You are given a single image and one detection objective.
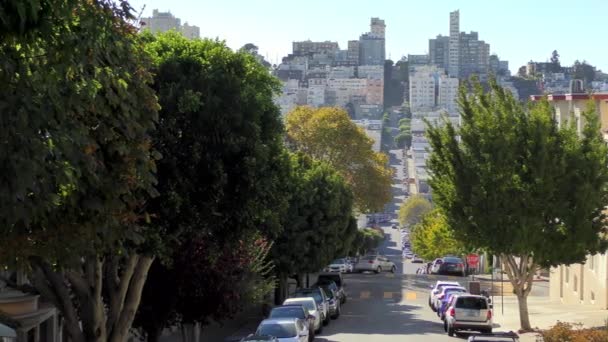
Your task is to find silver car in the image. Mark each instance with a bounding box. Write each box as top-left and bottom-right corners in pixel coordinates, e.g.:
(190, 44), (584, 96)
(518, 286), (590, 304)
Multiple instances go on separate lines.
(283, 298), (322, 334)
(255, 318), (309, 342)
(354, 255), (396, 273)
(444, 294), (493, 336)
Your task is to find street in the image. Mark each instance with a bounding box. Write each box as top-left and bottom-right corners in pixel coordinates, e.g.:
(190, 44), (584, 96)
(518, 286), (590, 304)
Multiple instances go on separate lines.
(318, 225), (501, 342)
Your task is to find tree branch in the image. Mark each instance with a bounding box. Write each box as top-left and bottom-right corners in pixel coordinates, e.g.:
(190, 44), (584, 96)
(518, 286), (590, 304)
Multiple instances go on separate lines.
(109, 255), (154, 342)
(106, 254), (139, 334)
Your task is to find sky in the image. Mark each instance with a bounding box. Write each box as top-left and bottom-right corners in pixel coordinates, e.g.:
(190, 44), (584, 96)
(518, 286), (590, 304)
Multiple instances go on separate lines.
(128, 0), (608, 73)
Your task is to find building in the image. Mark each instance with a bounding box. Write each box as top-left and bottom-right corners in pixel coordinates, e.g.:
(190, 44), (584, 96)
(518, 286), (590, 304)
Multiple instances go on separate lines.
(458, 31), (490, 80)
(429, 35), (450, 70)
(530, 92), (608, 309)
(140, 10), (200, 39)
(370, 17), (386, 38)
(409, 65), (458, 114)
(347, 40), (360, 64)
(181, 22), (200, 39)
(141, 9), (180, 34)
(359, 33), (385, 66)
(438, 76), (459, 114)
(358, 65), (384, 79)
(293, 40), (339, 56)
(448, 10), (460, 78)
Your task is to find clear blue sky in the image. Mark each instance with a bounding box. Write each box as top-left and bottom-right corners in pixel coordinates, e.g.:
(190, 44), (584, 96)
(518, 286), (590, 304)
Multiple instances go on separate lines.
(129, 0), (607, 73)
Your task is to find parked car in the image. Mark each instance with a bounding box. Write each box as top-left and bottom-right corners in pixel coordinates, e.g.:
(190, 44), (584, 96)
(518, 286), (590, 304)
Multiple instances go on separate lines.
(240, 335), (279, 342)
(324, 258), (352, 273)
(391, 223), (398, 229)
(430, 258), (444, 274)
(317, 273), (346, 304)
(444, 295), (493, 336)
(283, 298), (322, 334)
(428, 281), (461, 311)
(466, 331), (519, 341)
(354, 255), (396, 273)
(432, 286), (468, 312)
(255, 318), (309, 342)
(291, 288), (330, 326)
(437, 257), (467, 276)
(268, 305), (316, 341)
(412, 256), (424, 263)
(314, 284), (340, 319)
(404, 252), (414, 259)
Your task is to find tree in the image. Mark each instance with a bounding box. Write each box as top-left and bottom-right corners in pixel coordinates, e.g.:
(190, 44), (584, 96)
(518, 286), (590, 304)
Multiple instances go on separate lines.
(398, 195), (433, 227)
(426, 79), (608, 331)
(352, 228), (384, 256)
(0, 1), (161, 341)
(550, 50), (560, 64)
(517, 65), (527, 78)
(133, 32), (289, 340)
(410, 210), (464, 260)
(286, 106), (393, 212)
(272, 153), (355, 303)
(240, 42), (271, 68)
(572, 60), (596, 84)
(395, 131), (412, 149)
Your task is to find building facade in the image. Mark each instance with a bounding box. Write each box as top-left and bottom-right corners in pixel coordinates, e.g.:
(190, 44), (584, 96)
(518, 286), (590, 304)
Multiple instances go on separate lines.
(140, 10), (200, 39)
(429, 35), (450, 70)
(448, 10), (460, 78)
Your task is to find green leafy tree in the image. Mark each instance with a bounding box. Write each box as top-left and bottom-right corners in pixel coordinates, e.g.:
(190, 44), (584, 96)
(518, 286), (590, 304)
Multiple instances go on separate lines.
(272, 153), (355, 303)
(410, 210), (464, 260)
(426, 79), (608, 331)
(572, 60), (596, 84)
(398, 195), (433, 227)
(132, 32), (289, 339)
(286, 106), (392, 212)
(0, 1), (160, 341)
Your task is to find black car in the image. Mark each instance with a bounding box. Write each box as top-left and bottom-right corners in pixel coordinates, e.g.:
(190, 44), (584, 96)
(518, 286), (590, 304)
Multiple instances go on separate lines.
(437, 257), (466, 276)
(317, 273), (346, 303)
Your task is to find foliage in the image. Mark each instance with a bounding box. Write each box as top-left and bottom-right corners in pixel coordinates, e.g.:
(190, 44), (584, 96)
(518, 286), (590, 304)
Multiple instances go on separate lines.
(398, 195), (433, 227)
(410, 210), (464, 260)
(286, 106), (392, 212)
(0, 1), (162, 341)
(395, 118), (412, 148)
(272, 153), (355, 277)
(133, 32), (289, 340)
(572, 60), (596, 84)
(352, 228), (384, 255)
(426, 78), (608, 330)
(541, 321), (608, 342)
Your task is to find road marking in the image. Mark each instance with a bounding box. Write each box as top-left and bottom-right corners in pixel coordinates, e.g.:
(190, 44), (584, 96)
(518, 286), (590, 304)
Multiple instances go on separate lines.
(402, 290), (417, 301)
(360, 291), (370, 299)
(386, 273), (395, 278)
(383, 291), (393, 299)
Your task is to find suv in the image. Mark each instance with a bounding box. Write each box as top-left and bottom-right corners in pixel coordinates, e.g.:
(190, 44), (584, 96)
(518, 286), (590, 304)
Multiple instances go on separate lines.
(354, 255), (396, 273)
(444, 294), (493, 336)
(437, 257), (466, 276)
(317, 273), (346, 304)
(428, 281), (461, 311)
(291, 288), (330, 326)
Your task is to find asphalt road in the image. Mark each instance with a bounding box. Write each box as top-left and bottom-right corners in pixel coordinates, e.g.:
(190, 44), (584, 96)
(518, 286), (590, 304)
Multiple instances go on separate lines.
(317, 225), (472, 342)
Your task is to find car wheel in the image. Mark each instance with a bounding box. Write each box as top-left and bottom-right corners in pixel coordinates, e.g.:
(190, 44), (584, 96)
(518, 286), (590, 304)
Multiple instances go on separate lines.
(391, 265), (396, 273)
(323, 313), (330, 326)
(482, 328), (492, 334)
(375, 267), (382, 274)
(333, 304), (341, 319)
(447, 324), (455, 337)
(316, 323), (323, 334)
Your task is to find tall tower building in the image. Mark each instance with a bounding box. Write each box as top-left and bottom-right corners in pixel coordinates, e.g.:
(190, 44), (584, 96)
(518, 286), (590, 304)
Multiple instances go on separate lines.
(448, 10), (460, 78)
(370, 17), (386, 38)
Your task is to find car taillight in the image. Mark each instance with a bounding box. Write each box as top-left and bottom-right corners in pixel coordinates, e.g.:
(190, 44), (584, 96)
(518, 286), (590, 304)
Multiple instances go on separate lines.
(457, 263), (464, 268)
(368, 260), (374, 263)
(449, 308), (455, 317)
(487, 310), (492, 320)
(438, 294), (444, 299)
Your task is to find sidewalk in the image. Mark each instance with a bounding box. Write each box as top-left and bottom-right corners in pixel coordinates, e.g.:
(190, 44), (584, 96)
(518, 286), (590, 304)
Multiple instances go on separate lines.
(491, 295), (608, 341)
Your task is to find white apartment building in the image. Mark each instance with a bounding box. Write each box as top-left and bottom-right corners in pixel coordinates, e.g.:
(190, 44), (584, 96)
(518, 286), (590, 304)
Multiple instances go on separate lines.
(327, 78), (367, 107)
(328, 66), (355, 79)
(141, 9), (200, 39)
(366, 79), (384, 105)
(410, 67), (438, 111)
(307, 85), (326, 107)
(438, 76), (459, 114)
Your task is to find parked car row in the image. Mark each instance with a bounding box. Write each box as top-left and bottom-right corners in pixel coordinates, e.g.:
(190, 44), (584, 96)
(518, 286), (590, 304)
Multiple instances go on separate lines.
(428, 280), (496, 338)
(242, 273), (347, 341)
(323, 257), (355, 273)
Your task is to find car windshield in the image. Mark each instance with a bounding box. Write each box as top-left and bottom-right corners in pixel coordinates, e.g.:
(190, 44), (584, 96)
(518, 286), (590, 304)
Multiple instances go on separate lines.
(257, 323), (297, 338)
(294, 291), (322, 304)
(361, 256), (377, 261)
(457, 297), (488, 310)
(270, 307), (305, 319)
(444, 257), (463, 263)
(332, 259), (345, 264)
(286, 300), (315, 311)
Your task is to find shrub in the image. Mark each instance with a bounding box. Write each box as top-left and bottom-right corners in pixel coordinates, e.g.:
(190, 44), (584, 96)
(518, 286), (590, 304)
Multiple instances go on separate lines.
(540, 321), (608, 342)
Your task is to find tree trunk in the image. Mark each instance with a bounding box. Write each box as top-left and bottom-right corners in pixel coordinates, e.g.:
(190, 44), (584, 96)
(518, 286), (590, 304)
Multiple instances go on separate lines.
(500, 253), (536, 332)
(516, 291), (532, 331)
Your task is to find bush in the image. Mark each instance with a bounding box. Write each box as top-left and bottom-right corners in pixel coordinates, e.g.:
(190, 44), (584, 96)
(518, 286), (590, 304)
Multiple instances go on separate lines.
(541, 321), (608, 342)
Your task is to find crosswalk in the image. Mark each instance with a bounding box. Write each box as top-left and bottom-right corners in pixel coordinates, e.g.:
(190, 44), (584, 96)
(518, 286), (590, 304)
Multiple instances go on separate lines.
(355, 289), (419, 301)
